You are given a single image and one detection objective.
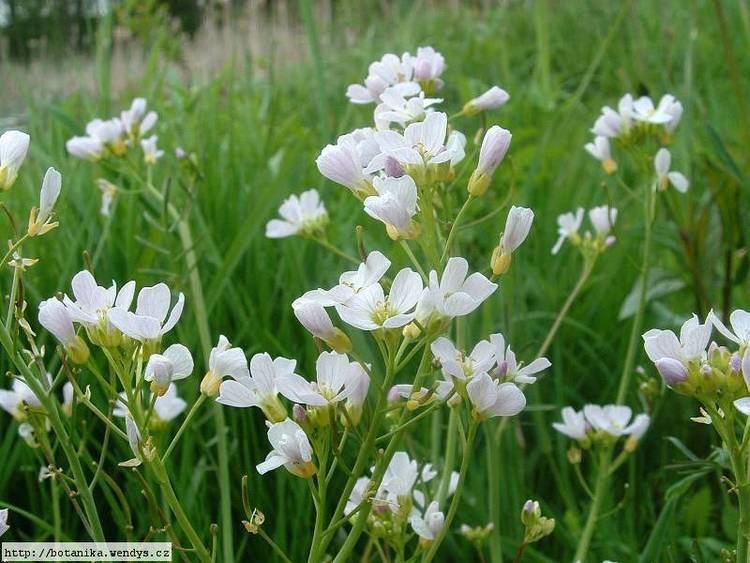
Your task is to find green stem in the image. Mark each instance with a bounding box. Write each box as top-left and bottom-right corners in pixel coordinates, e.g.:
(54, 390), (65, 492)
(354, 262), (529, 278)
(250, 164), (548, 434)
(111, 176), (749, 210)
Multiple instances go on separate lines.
(572, 448), (612, 563)
(423, 421), (479, 563)
(615, 187), (656, 404)
(162, 394), (207, 462)
(149, 182), (233, 562)
(313, 237), (360, 264)
(724, 410), (750, 562)
(441, 195), (475, 264)
(437, 410), (459, 505)
(0, 325), (105, 541)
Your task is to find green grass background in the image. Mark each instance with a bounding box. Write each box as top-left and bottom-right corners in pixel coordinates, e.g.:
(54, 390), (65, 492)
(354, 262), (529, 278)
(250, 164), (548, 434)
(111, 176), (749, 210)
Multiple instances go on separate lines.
(1, 0), (749, 561)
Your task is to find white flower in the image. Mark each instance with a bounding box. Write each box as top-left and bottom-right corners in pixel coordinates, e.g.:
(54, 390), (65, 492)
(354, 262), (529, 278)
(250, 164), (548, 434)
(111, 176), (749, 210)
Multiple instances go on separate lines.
(410, 501), (444, 542)
(0, 130), (30, 190)
(501, 206), (534, 254)
(588, 205), (617, 237)
(417, 257), (497, 323)
(584, 136), (617, 174)
(66, 136), (104, 161)
(153, 384), (188, 423)
(654, 148), (688, 193)
(490, 333), (551, 384)
(144, 343), (194, 395)
(108, 284), (185, 343)
(552, 406), (588, 440)
(200, 334), (249, 396)
(141, 135), (164, 165)
(591, 105), (626, 138)
(62, 270), (135, 348)
(292, 300), (352, 353)
(658, 95), (683, 133)
(379, 451), (419, 503)
(346, 53), (417, 104)
(363, 175), (419, 239)
(316, 129), (379, 196)
(121, 98), (158, 138)
(344, 363), (370, 425)
(337, 267), (423, 331)
(38, 298), (77, 348)
(625, 413), (651, 441)
(466, 373), (526, 420)
(408, 46), (445, 88)
(217, 352), (293, 422)
(62, 382), (74, 417)
(0, 377), (43, 421)
(125, 415), (142, 464)
(266, 189), (328, 239)
(551, 208), (584, 255)
(256, 419), (315, 478)
(345, 477), (371, 515)
(277, 351), (362, 407)
(0, 507), (9, 538)
(630, 95), (674, 125)
(97, 179), (117, 216)
(431, 337), (494, 381)
(86, 118), (125, 145)
(468, 126), (512, 196)
(463, 86), (510, 116)
(643, 315), (712, 386)
(306, 250), (391, 306)
(27, 167), (62, 237)
(583, 404), (646, 437)
(374, 85), (442, 130)
(367, 112), (463, 176)
(708, 309), (750, 349)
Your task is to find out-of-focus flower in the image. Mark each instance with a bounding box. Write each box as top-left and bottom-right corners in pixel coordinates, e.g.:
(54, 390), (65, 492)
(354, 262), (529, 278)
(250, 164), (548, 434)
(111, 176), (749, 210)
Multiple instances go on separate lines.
(256, 419), (316, 478)
(463, 86), (510, 116)
(417, 257), (497, 324)
(217, 352), (293, 422)
(654, 148), (688, 193)
(584, 136), (617, 174)
(346, 53), (417, 104)
(141, 135), (164, 165)
(97, 179), (117, 217)
(588, 205), (617, 240)
(552, 407), (588, 440)
(27, 167), (62, 237)
(407, 46), (446, 93)
(468, 126), (512, 196)
(38, 298), (90, 364)
(551, 208), (584, 255)
(66, 136), (104, 161)
(266, 189), (328, 239)
(0, 130), (30, 190)
(410, 501), (444, 544)
(337, 268), (423, 331)
(120, 98), (158, 139)
(0, 377), (44, 421)
(363, 175), (419, 239)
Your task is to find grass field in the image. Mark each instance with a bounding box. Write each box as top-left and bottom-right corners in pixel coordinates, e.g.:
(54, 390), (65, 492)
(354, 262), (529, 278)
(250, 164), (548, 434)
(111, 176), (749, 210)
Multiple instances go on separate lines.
(2, 1), (750, 561)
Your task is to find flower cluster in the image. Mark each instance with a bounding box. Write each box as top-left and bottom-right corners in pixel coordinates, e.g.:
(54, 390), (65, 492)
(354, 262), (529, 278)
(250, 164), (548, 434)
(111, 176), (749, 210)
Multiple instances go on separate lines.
(551, 205), (617, 256)
(553, 404), (650, 451)
(585, 93), (686, 183)
(66, 98), (161, 165)
(643, 310), (750, 415)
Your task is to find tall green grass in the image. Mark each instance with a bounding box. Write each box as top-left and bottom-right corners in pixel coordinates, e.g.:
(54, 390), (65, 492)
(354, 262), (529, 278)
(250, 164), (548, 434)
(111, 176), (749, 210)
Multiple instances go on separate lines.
(1, 1), (749, 561)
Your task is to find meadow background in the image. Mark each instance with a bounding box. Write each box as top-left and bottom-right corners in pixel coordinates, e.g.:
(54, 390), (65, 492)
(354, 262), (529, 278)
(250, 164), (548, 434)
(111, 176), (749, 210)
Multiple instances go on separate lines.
(1, 0), (749, 561)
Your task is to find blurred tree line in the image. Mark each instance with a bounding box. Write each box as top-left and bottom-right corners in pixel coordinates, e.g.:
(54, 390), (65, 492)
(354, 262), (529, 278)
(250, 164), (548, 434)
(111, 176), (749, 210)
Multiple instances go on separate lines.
(0, 0), (236, 63)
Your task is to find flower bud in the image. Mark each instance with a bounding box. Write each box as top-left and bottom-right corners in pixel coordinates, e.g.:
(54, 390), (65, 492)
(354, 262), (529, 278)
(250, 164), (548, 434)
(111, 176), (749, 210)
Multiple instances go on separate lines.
(655, 358), (688, 387)
(468, 126), (512, 197)
(67, 336), (90, 365)
(490, 247), (511, 276)
(200, 370), (222, 397)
